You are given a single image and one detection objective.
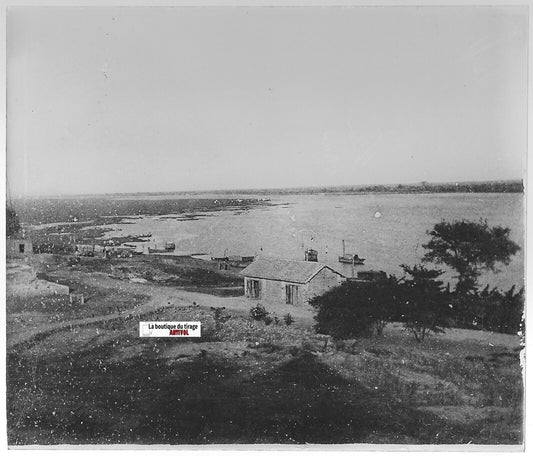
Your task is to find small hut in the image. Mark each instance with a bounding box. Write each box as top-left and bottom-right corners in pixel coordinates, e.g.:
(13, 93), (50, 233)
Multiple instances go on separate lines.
(241, 257), (345, 306)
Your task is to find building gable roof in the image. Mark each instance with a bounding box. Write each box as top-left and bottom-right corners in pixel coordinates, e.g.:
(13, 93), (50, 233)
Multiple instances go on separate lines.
(240, 257), (344, 284)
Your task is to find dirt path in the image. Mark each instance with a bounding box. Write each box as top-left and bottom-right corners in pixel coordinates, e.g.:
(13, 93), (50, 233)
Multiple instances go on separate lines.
(49, 269), (316, 319)
(7, 272), (314, 350)
(7, 284), (241, 350)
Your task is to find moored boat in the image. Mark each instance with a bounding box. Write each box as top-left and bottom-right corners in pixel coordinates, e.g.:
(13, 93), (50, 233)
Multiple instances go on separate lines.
(338, 240), (365, 265)
(338, 253), (365, 265)
(304, 248), (318, 262)
(211, 254), (255, 268)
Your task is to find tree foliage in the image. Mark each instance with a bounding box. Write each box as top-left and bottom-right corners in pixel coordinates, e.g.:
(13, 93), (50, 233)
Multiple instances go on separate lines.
(309, 277), (400, 340)
(397, 265), (452, 342)
(451, 285), (524, 334)
(422, 219), (520, 294)
(6, 206), (21, 237)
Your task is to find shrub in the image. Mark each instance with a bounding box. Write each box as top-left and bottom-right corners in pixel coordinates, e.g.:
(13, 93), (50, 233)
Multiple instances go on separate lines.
(211, 307), (231, 331)
(283, 313), (295, 326)
(249, 303), (269, 321)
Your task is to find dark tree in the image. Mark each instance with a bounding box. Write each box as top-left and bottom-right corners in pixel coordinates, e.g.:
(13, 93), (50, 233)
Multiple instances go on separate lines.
(309, 277), (400, 340)
(422, 219), (520, 294)
(6, 206), (21, 237)
(451, 285), (524, 334)
(398, 264), (452, 342)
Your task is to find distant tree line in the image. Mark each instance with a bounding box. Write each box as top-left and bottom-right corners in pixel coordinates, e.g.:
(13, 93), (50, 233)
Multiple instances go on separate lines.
(313, 180), (523, 195)
(209, 180), (523, 196)
(310, 219), (523, 341)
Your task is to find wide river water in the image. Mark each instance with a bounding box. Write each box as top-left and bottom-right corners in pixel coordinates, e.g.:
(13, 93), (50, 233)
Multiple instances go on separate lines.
(98, 193), (524, 290)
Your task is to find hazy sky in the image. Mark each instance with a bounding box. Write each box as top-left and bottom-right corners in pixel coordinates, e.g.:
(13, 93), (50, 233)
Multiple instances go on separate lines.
(7, 6), (528, 196)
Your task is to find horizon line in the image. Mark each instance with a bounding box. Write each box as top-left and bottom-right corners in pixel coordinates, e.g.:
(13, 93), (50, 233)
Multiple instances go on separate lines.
(10, 178), (524, 200)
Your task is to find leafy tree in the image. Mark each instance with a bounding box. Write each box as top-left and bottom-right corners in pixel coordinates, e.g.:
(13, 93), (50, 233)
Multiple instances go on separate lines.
(451, 285), (524, 334)
(369, 276), (402, 336)
(309, 277), (399, 340)
(6, 206), (21, 237)
(398, 265), (452, 342)
(481, 285), (524, 334)
(422, 219), (520, 294)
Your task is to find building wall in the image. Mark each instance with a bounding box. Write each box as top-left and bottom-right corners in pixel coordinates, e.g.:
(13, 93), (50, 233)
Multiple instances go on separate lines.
(7, 261), (70, 298)
(303, 267), (345, 302)
(6, 238), (33, 258)
(245, 277), (268, 300)
(244, 267), (344, 307)
(264, 278), (307, 306)
(244, 276), (307, 306)
(261, 278), (281, 305)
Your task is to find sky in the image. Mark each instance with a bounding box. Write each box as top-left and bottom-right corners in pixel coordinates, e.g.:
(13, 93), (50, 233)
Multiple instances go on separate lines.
(6, 5), (528, 197)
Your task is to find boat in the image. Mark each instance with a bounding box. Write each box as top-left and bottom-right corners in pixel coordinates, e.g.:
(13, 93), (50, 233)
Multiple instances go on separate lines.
(148, 241), (176, 254)
(305, 248), (318, 262)
(338, 240), (365, 265)
(210, 254), (255, 268)
(339, 253), (365, 265)
(148, 247), (170, 254)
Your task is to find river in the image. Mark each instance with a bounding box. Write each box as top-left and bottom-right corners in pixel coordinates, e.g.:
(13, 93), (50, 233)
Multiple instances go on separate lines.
(97, 192), (524, 290)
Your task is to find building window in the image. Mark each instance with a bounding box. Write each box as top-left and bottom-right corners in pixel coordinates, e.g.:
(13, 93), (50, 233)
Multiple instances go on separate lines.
(19, 244), (25, 253)
(247, 279), (261, 299)
(285, 284), (299, 305)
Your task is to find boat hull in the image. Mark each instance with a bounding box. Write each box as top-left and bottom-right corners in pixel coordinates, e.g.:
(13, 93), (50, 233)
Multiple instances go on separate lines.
(338, 256), (365, 265)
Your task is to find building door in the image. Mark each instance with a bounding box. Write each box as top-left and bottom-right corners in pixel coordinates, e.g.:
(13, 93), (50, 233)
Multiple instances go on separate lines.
(19, 244), (25, 253)
(285, 284), (299, 305)
(247, 279), (261, 299)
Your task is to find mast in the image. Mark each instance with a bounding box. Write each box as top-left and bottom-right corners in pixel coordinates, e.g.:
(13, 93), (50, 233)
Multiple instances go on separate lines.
(342, 239), (345, 257)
